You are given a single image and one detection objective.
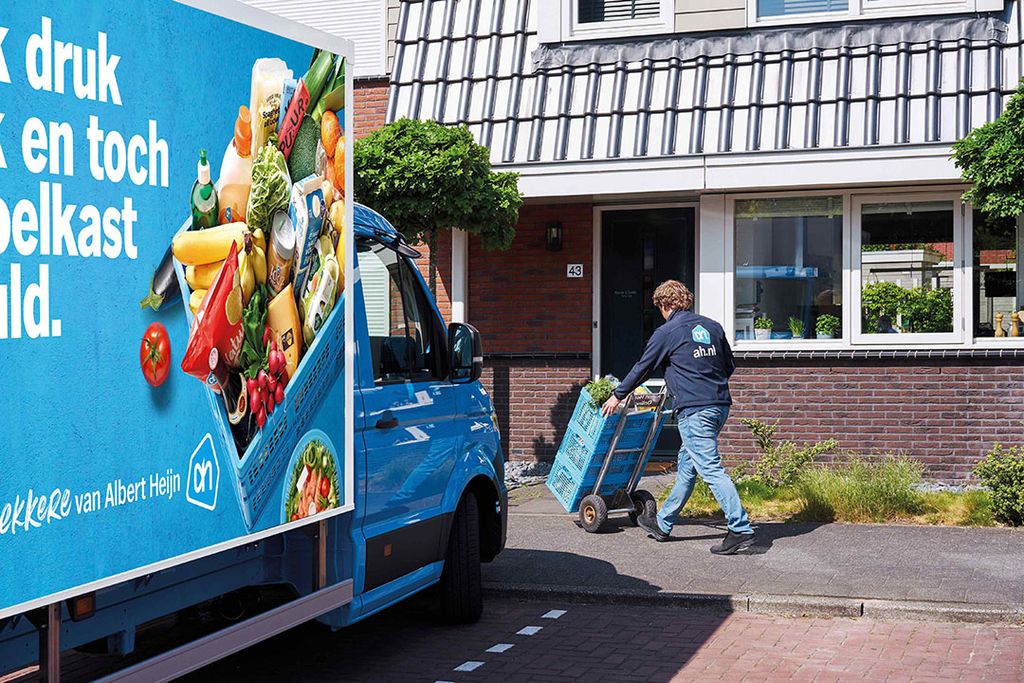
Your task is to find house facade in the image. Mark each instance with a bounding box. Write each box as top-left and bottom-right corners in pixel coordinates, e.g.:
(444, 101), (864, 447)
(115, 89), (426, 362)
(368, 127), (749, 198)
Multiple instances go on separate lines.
(258, 0), (1024, 482)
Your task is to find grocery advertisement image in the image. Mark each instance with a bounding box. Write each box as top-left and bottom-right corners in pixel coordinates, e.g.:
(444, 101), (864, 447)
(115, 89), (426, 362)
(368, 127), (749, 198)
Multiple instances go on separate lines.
(0, 0), (354, 620)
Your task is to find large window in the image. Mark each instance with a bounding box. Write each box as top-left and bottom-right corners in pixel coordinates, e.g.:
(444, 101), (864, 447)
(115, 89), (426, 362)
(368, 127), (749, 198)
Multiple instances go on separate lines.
(734, 197), (843, 342)
(974, 212), (1024, 339)
(728, 189), (1022, 349)
(856, 200), (958, 340)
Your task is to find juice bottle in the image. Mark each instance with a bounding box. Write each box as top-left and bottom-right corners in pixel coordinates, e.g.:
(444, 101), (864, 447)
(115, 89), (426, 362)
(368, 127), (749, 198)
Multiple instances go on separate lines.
(218, 106), (253, 224)
(191, 149), (219, 230)
(249, 58), (292, 154)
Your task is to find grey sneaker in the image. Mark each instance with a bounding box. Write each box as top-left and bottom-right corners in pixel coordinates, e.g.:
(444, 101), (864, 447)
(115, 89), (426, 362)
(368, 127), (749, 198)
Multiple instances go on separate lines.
(637, 514), (670, 542)
(710, 531), (756, 555)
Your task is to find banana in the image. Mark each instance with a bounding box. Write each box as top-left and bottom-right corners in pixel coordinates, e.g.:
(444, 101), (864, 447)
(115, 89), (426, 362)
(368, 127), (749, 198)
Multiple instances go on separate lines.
(253, 245), (267, 285)
(189, 289), (207, 314)
(185, 260), (224, 291)
(251, 228), (267, 254)
(172, 222), (249, 265)
(238, 233), (256, 304)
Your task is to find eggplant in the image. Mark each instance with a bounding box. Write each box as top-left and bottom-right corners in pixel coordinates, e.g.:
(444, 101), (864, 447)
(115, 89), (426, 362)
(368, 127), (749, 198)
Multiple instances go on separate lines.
(140, 244), (181, 311)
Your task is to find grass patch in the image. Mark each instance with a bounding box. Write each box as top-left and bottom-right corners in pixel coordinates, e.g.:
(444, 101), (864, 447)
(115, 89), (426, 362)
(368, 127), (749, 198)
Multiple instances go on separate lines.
(795, 458), (926, 523)
(656, 458), (997, 527)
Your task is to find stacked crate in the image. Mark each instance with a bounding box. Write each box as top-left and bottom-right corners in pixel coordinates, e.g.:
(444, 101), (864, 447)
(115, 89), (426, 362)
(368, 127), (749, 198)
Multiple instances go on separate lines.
(546, 387), (660, 513)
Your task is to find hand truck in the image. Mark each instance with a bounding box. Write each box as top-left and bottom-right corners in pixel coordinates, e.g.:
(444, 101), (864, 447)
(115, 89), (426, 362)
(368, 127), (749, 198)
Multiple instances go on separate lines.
(576, 387), (670, 533)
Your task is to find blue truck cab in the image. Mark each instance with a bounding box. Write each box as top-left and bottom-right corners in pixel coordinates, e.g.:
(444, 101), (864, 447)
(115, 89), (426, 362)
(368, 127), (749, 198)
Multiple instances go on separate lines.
(0, 204), (506, 672)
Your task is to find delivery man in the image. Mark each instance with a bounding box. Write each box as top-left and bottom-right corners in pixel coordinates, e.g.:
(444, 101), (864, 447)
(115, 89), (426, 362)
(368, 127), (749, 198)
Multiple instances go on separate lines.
(601, 280), (756, 555)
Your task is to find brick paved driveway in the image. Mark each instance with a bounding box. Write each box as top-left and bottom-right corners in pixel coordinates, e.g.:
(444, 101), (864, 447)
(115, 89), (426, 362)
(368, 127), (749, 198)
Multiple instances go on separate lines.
(6, 594), (1023, 682)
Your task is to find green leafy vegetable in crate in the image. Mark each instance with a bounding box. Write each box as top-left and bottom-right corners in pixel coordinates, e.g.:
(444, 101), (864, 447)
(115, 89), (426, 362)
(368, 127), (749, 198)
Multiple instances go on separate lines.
(584, 377), (618, 409)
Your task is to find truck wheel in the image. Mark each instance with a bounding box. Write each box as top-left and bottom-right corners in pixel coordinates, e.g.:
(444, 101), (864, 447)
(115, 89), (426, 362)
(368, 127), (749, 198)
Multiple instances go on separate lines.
(578, 494), (607, 533)
(627, 490), (658, 526)
(440, 494), (483, 624)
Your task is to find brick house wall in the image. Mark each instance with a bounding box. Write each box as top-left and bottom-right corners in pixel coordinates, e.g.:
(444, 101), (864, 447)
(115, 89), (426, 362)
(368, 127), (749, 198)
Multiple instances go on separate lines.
(467, 203), (594, 461)
(352, 78), (389, 139)
(722, 360), (1024, 482)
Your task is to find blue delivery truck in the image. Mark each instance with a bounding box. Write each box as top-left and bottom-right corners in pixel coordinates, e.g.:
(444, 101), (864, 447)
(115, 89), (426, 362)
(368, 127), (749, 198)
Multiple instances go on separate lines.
(0, 1), (505, 678)
(0, 202), (506, 678)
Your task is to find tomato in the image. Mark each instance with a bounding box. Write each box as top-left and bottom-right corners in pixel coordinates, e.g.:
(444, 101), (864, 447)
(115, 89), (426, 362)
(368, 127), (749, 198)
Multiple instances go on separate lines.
(140, 322), (171, 387)
(319, 475), (330, 499)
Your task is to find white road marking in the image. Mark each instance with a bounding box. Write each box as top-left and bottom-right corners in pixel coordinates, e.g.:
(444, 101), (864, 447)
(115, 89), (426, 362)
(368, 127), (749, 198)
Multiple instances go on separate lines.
(454, 661), (484, 672)
(517, 626), (543, 636)
(541, 609), (567, 619)
(486, 643), (515, 653)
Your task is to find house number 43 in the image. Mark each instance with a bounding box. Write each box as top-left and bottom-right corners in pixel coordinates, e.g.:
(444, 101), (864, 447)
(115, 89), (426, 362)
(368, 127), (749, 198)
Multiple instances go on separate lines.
(566, 264), (583, 278)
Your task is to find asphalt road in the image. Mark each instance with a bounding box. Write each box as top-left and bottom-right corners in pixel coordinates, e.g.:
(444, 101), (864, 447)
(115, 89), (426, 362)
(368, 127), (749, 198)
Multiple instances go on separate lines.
(7, 591), (1024, 682)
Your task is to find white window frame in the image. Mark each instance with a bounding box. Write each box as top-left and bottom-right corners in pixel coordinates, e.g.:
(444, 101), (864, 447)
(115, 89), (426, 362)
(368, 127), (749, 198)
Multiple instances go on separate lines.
(851, 192), (966, 346)
(539, 0), (674, 44)
(748, 0), (1004, 28)
(726, 189), (849, 350)
(726, 185), (1022, 351)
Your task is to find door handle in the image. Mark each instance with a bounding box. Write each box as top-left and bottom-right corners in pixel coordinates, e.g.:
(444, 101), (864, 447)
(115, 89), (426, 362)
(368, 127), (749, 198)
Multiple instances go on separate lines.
(375, 416), (399, 430)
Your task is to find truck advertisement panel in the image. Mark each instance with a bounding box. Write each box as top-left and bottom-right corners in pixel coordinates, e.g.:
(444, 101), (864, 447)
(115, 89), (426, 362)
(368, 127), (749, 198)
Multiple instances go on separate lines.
(0, 0), (354, 620)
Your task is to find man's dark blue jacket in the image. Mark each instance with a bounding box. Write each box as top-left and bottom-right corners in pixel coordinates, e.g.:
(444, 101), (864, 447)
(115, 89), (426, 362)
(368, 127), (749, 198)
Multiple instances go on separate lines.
(613, 309), (734, 410)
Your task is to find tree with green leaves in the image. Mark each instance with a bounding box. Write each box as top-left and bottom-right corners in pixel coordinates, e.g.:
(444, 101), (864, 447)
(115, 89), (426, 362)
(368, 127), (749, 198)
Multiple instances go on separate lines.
(354, 118), (523, 295)
(953, 79), (1024, 219)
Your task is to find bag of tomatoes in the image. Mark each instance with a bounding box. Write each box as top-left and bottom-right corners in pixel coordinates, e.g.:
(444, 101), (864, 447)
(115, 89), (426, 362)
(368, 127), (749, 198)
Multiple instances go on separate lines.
(140, 322), (171, 387)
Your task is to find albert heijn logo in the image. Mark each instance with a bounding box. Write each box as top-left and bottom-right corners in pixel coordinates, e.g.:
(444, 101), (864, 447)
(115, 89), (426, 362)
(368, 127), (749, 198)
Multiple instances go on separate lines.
(691, 324), (711, 345)
(185, 434), (220, 512)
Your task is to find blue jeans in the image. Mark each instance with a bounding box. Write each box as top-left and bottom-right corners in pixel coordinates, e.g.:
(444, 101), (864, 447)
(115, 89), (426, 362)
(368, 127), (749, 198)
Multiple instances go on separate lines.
(656, 405), (754, 535)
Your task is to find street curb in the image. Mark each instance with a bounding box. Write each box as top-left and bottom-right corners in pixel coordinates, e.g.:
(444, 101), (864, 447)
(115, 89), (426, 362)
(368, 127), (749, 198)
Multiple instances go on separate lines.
(483, 583), (1024, 624)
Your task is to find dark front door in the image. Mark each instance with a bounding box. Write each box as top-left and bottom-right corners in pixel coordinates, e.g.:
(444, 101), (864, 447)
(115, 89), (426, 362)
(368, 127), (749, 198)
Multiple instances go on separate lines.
(601, 207), (696, 458)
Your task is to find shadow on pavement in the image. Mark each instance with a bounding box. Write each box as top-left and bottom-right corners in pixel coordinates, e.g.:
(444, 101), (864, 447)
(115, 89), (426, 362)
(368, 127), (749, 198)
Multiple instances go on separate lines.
(652, 519), (823, 554)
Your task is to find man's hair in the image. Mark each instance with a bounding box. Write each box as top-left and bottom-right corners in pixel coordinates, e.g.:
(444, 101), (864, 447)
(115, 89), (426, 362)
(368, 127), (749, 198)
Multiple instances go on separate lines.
(653, 280), (693, 311)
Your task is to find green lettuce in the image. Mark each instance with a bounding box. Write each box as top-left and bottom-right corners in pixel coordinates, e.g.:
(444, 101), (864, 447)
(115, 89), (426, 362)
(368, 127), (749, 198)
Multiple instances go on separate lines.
(246, 140), (291, 234)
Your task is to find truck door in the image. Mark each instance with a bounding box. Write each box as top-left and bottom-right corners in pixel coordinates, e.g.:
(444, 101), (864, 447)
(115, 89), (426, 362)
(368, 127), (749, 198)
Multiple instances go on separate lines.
(356, 238), (460, 590)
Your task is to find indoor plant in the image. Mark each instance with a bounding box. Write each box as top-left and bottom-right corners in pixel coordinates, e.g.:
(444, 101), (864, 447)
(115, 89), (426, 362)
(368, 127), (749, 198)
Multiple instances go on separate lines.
(788, 316), (805, 340)
(816, 314), (840, 340)
(754, 315), (773, 341)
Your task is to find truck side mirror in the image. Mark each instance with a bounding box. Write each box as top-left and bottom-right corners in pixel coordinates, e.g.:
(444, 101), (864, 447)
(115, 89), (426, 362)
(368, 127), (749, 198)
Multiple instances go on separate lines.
(449, 322), (483, 384)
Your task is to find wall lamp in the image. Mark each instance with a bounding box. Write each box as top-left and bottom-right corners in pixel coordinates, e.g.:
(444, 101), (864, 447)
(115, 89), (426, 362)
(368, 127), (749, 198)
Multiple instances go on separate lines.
(546, 221), (563, 251)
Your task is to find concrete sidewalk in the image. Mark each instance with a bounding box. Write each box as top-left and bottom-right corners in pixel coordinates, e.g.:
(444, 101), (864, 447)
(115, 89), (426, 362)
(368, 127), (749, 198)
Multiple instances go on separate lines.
(486, 476), (1024, 623)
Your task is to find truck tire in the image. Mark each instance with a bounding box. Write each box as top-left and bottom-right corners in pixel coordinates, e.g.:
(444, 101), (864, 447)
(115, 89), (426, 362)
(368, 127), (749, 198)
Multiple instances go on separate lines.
(440, 494), (483, 624)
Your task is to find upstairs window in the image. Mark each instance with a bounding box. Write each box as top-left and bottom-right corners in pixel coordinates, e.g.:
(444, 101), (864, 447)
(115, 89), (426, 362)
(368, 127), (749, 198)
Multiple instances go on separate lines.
(752, 0), (1003, 25)
(578, 0), (662, 24)
(539, 0), (673, 42)
(758, 0), (848, 18)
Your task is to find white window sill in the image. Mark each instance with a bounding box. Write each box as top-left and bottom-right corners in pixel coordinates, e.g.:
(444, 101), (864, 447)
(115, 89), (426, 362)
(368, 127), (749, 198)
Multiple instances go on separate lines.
(734, 340), (1024, 352)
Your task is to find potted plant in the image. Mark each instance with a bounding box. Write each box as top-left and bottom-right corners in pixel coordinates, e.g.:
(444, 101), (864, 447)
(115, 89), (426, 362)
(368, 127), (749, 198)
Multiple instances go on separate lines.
(816, 314), (840, 340)
(754, 315), (773, 341)
(788, 316), (805, 340)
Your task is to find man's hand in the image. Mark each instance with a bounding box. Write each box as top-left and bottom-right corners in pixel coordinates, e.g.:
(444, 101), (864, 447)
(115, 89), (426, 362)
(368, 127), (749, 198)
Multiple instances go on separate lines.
(601, 395), (621, 418)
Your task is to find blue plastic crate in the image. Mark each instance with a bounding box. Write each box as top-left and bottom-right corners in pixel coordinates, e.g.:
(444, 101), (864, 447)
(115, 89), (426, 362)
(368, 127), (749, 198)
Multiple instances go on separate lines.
(545, 387), (663, 513)
(173, 221), (346, 530)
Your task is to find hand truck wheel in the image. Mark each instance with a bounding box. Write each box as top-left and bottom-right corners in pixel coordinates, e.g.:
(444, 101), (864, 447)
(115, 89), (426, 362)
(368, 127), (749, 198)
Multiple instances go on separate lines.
(578, 494), (608, 533)
(627, 489), (658, 526)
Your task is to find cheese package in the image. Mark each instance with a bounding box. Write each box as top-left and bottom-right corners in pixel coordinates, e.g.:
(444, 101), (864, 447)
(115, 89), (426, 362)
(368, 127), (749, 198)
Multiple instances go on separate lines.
(268, 284), (303, 380)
